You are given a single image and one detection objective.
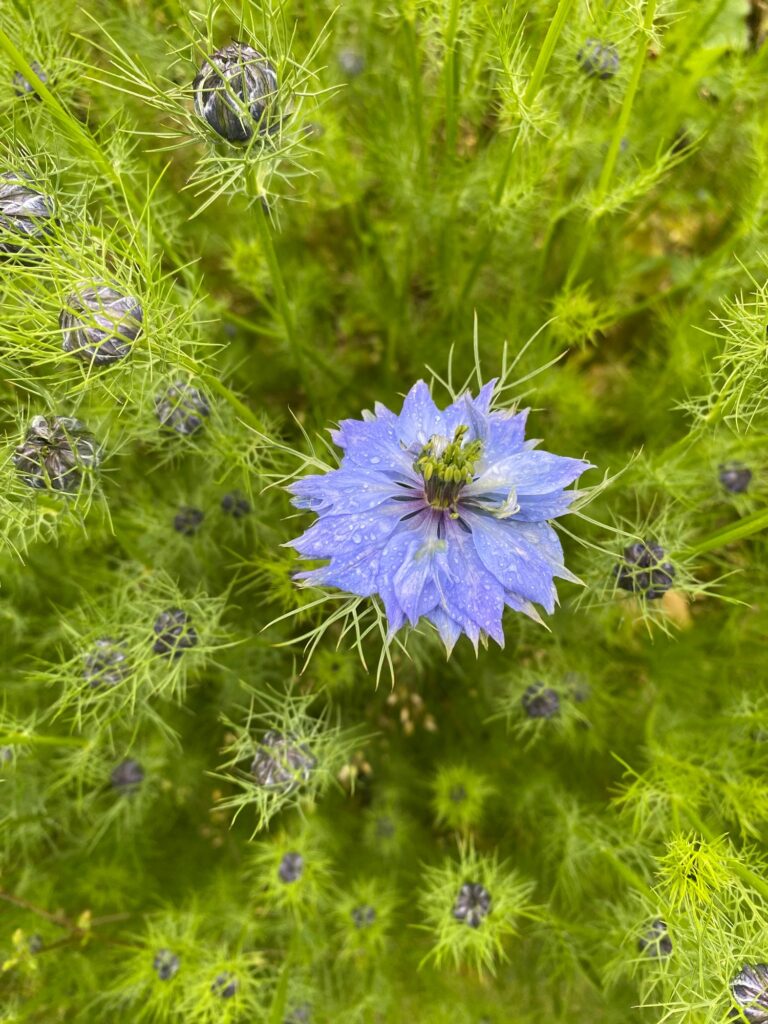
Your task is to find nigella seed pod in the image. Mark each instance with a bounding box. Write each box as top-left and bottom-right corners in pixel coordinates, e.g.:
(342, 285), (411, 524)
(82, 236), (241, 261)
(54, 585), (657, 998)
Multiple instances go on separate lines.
(278, 851), (304, 883)
(614, 541), (676, 600)
(27, 934), (43, 954)
(193, 41), (280, 143)
(13, 416), (100, 493)
(0, 173), (54, 254)
(83, 637), (129, 689)
(13, 61), (47, 98)
(60, 283), (143, 366)
(221, 491), (251, 518)
(449, 784), (467, 803)
(731, 964), (768, 1023)
(637, 919), (672, 959)
(153, 949), (180, 981)
(152, 608), (198, 659)
(173, 507), (204, 536)
(452, 882), (491, 928)
(522, 682), (560, 719)
(211, 972), (238, 999)
(155, 382), (210, 437)
(251, 730), (317, 791)
(351, 905), (376, 929)
(577, 39), (620, 79)
(111, 758), (144, 791)
(719, 462), (752, 494)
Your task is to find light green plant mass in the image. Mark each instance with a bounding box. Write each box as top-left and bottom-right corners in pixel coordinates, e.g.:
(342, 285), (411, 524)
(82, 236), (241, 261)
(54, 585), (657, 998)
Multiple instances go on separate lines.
(2, 0), (768, 1020)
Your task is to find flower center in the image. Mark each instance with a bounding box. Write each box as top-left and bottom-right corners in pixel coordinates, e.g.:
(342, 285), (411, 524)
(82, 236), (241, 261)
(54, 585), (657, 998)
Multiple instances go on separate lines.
(414, 425), (482, 512)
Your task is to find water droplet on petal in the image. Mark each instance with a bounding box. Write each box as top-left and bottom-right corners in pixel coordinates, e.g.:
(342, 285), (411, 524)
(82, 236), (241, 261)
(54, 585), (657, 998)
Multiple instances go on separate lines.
(370, 456), (381, 464)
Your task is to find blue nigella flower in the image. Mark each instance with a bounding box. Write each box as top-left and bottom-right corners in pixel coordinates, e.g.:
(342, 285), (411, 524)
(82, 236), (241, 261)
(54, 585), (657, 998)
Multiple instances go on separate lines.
(288, 381), (591, 653)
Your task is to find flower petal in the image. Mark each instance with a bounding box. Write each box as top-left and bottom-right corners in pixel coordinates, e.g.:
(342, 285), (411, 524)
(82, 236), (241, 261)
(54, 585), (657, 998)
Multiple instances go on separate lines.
(466, 449), (590, 498)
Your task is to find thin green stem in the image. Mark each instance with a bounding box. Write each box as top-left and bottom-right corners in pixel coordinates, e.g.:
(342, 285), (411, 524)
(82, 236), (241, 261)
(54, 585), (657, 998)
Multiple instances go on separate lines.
(0, 732), (88, 747)
(253, 206), (308, 391)
(680, 507), (768, 559)
(564, 0), (660, 289)
(455, 0), (576, 308)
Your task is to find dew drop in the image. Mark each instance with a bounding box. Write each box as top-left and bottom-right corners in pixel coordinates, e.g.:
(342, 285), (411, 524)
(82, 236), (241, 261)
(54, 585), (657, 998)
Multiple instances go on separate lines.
(370, 456), (381, 464)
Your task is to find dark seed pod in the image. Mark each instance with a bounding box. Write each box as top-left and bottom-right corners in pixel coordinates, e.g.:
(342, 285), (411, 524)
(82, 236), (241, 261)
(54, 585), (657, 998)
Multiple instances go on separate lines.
(155, 382), (210, 437)
(0, 173), (54, 254)
(221, 491), (251, 518)
(614, 541), (675, 600)
(521, 682), (560, 719)
(251, 730), (317, 791)
(577, 38), (620, 79)
(83, 637), (129, 689)
(351, 905), (376, 929)
(375, 816), (395, 839)
(173, 507), (204, 536)
(153, 948), (180, 981)
(13, 415), (99, 493)
(338, 49), (365, 78)
(13, 61), (47, 97)
(152, 608), (198, 659)
(27, 934), (43, 953)
(449, 784), (467, 803)
(211, 972), (238, 999)
(60, 283), (142, 366)
(0, 746), (13, 763)
(719, 462), (752, 494)
(452, 882), (491, 928)
(193, 41), (280, 143)
(278, 851), (304, 883)
(637, 919), (672, 959)
(111, 758), (144, 791)
(731, 964), (768, 1023)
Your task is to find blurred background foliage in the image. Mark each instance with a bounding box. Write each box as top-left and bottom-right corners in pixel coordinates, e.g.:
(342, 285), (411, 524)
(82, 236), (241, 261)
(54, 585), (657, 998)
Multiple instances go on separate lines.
(2, 0), (768, 1021)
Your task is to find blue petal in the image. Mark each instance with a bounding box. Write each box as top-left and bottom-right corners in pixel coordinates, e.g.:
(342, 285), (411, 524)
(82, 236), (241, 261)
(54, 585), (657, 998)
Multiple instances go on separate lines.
(436, 520), (506, 645)
(515, 489), (580, 521)
(425, 607), (464, 655)
(463, 511), (562, 611)
(331, 417), (414, 475)
(397, 380), (444, 445)
(467, 450), (590, 498)
(477, 409), (529, 465)
(288, 503), (407, 558)
(289, 467), (409, 515)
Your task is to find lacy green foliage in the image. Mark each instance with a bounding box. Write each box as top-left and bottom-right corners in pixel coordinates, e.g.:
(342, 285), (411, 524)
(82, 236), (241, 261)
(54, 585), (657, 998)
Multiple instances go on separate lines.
(2, 0), (768, 1021)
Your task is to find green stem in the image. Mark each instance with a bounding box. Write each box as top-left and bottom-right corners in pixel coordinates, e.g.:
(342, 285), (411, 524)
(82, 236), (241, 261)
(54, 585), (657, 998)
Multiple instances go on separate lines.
(0, 732), (88, 748)
(564, 0), (659, 289)
(455, 0), (576, 307)
(680, 507), (768, 559)
(253, 206), (307, 390)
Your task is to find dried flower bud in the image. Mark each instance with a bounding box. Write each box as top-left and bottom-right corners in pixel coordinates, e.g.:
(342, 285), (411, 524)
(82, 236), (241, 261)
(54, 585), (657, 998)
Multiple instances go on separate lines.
(173, 507), (204, 536)
(60, 283), (142, 366)
(111, 758), (144, 791)
(193, 41), (280, 143)
(637, 919), (672, 959)
(452, 882), (491, 928)
(155, 382), (210, 437)
(84, 637), (129, 689)
(13, 61), (47, 98)
(0, 173), (54, 254)
(719, 462), (752, 494)
(152, 608), (198, 658)
(278, 851), (304, 883)
(251, 731), (317, 791)
(351, 905), (376, 928)
(221, 491), (251, 518)
(614, 541), (675, 600)
(577, 39), (620, 79)
(13, 415), (100, 493)
(211, 972), (238, 999)
(731, 964), (768, 1023)
(153, 949), (180, 981)
(521, 682), (560, 719)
